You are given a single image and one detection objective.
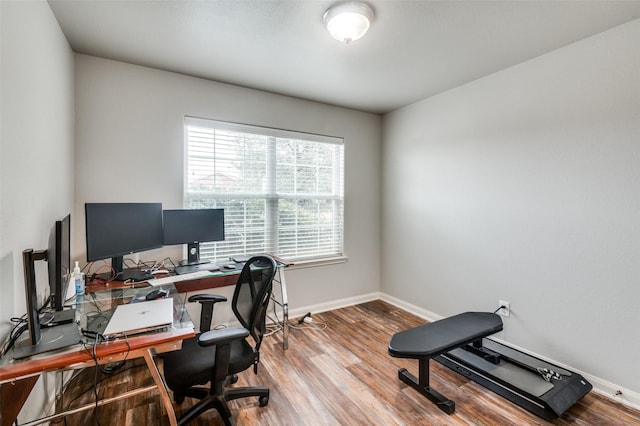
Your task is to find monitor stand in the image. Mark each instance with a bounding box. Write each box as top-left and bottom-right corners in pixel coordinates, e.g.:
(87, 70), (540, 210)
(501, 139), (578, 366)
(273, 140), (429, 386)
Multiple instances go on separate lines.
(12, 322), (82, 360)
(175, 242), (217, 274)
(178, 242), (212, 267)
(40, 309), (76, 327)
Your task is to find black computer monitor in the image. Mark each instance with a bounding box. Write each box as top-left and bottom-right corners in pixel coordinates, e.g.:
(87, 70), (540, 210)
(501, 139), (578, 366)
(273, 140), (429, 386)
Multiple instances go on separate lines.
(48, 214), (71, 311)
(85, 203), (163, 281)
(163, 209), (225, 266)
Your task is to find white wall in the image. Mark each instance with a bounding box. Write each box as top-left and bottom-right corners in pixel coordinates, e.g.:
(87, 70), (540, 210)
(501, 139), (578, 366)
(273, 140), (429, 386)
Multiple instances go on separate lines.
(382, 18), (640, 400)
(0, 0), (75, 421)
(74, 55), (382, 323)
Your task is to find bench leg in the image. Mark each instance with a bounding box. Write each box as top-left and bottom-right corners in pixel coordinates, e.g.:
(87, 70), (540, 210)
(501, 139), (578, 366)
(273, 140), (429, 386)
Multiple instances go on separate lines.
(398, 358), (455, 415)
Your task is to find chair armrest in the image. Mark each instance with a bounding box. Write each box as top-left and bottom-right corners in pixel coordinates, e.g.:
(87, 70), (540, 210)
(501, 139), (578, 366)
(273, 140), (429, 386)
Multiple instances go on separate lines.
(189, 294), (228, 332)
(198, 327), (250, 347)
(188, 294), (227, 304)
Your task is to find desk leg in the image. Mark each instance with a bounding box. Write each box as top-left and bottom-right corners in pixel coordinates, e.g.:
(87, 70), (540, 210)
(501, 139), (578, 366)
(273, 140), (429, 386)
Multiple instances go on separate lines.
(278, 268), (289, 350)
(270, 267), (289, 350)
(143, 349), (178, 426)
(1, 376), (39, 426)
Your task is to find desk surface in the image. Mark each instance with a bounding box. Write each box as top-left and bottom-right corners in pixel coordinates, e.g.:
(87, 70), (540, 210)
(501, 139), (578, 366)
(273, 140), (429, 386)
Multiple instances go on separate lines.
(0, 283), (193, 383)
(84, 255), (292, 294)
(85, 269), (240, 294)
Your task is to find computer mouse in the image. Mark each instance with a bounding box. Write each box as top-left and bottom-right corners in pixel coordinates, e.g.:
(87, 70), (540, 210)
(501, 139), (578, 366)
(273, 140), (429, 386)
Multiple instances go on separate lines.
(224, 264), (236, 269)
(145, 289), (169, 301)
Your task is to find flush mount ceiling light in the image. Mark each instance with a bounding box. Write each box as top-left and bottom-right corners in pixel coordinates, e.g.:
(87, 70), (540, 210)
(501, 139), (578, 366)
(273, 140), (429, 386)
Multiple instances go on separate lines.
(323, 2), (374, 44)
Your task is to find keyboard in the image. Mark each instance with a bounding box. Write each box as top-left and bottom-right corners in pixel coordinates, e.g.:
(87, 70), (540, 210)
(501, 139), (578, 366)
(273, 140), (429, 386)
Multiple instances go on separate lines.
(175, 263), (220, 275)
(147, 270), (215, 287)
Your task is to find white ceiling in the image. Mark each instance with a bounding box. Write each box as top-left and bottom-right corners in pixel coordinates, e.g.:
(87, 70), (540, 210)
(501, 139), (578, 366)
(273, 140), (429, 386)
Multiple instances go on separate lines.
(48, 0), (640, 114)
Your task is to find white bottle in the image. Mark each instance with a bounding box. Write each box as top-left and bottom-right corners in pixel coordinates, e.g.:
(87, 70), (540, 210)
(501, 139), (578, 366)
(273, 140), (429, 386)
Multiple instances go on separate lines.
(74, 261), (84, 295)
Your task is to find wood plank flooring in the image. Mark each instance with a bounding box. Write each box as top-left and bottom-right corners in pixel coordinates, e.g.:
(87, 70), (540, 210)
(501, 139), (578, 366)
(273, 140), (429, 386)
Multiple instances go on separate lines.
(59, 300), (640, 425)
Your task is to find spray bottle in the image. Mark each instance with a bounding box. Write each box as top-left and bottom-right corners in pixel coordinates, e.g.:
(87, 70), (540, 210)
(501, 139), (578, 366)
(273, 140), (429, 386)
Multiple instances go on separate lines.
(74, 261), (84, 295)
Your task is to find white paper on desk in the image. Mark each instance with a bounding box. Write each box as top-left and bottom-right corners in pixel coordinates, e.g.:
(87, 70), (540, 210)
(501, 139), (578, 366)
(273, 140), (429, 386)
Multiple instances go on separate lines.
(147, 270), (215, 286)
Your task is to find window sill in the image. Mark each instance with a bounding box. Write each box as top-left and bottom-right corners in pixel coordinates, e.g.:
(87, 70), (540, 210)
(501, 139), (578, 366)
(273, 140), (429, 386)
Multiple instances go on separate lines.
(286, 256), (348, 270)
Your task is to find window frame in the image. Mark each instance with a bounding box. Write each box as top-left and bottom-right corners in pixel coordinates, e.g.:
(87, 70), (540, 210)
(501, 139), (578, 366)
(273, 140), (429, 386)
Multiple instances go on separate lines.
(183, 116), (346, 265)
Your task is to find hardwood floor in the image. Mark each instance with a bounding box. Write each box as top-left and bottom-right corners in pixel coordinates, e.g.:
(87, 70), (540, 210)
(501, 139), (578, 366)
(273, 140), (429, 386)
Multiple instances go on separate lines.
(59, 300), (640, 425)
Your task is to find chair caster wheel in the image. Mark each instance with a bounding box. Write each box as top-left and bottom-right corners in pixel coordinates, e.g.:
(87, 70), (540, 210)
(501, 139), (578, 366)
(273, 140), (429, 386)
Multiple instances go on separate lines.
(259, 395), (269, 407)
(174, 395), (185, 404)
(230, 374), (238, 384)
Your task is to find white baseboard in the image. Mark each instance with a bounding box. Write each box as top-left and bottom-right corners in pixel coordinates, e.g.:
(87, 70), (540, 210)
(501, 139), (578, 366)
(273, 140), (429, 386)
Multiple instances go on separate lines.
(588, 378), (640, 411)
(286, 292), (382, 322)
(291, 292), (640, 412)
(378, 293), (445, 322)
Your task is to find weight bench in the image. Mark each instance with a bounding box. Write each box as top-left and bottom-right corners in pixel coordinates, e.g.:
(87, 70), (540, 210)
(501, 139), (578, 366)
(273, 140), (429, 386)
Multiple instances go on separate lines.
(388, 312), (503, 414)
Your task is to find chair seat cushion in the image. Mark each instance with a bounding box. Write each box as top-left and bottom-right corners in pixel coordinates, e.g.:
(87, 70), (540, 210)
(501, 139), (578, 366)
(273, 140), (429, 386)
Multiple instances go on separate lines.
(163, 335), (256, 391)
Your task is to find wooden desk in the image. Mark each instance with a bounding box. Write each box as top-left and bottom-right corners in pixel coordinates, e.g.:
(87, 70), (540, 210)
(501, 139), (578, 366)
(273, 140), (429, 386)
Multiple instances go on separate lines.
(84, 269), (239, 294)
(0, 285), (193, 426)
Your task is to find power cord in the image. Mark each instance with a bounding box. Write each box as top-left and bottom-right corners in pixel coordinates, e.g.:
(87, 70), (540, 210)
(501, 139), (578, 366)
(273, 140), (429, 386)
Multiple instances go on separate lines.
(298, 312), (312, 324)
(289, 312), (327, 332)
(148, 257), (177, 273)
(0, 318), (28, 358)
(79, 331), (132, 426)
(79, 336), (103, 426)
(85, 261), (118, 284)
(53, 362), (147, 426)
(1, 301), (57, 358)
(264, 295), (284, 336)
(265, 300), (328, 335)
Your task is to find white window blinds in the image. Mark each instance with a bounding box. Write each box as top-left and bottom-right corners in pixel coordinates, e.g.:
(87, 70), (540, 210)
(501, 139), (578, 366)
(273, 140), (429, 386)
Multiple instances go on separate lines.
(184, 117), (344, 263)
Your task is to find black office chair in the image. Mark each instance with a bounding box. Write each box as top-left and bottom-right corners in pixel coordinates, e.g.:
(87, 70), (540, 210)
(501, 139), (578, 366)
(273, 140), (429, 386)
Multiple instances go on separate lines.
(163, 255), (278, 426)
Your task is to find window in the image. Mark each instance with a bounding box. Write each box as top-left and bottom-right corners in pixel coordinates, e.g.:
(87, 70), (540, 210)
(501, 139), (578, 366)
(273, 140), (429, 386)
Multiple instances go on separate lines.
(184, 117), (344, 264)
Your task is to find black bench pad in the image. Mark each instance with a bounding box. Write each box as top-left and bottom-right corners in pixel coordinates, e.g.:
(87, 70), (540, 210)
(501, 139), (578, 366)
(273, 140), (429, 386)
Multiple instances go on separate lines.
(389, 312), (503, 359)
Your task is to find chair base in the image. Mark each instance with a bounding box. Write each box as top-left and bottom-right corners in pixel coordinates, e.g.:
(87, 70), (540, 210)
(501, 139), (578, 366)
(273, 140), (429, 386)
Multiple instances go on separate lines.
(176, 386), (269, 426)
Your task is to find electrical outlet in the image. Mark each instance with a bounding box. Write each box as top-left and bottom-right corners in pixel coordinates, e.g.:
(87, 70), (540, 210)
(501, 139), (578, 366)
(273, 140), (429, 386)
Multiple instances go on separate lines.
(497, 300), (510, 317)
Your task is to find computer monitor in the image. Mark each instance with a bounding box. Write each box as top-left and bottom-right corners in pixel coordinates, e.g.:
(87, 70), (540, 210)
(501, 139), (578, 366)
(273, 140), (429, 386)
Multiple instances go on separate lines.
(48, 213), (71, 311)
(85, 203), (163, 281)
(163, 209), (225, 266)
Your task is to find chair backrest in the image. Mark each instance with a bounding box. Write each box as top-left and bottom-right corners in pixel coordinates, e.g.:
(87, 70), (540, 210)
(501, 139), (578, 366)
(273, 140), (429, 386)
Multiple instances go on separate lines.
(232, 255), (277, 349)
